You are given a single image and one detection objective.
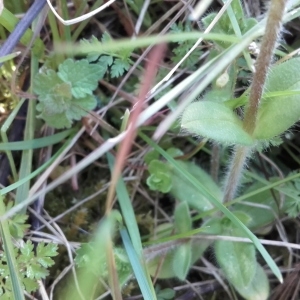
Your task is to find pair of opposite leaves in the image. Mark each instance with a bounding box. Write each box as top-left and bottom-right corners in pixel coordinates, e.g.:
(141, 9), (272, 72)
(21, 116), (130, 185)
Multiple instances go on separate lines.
(181, 57), (300, 145)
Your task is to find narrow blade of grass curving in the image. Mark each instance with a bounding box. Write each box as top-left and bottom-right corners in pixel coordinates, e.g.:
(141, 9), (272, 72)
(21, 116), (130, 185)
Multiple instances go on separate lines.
(1, 99), (26, 182)
(0, 128), (75, 151)
(107, 153), (156, 299)
(15, 91), (36, 208)
(56, 32), (240, 55)
(0, 139), (71, 196)
(107, 153), (143, 253)
(0, 51), (21, 63)
(139, 132), (283, 283)
(120, 228), (156, 300)
(0, 195), (24, 300)
(0, 7), (44, 55)
(225, 0), (253, 71)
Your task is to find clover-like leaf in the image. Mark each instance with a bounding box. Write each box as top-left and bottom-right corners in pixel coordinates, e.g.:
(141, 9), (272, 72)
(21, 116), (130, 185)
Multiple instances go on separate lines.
(147, 173), (172, 193)
(181, 101), (253, 145)
(34, 58), (103, 128)
(57, 58), (104, 98)
(146, 160), (172, 193)
(144, 150), (160, 165)
(34, 70), (64, 97)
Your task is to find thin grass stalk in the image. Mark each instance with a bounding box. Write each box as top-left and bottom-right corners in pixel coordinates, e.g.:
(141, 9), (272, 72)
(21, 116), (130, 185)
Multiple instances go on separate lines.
(223, 0), (288, 203)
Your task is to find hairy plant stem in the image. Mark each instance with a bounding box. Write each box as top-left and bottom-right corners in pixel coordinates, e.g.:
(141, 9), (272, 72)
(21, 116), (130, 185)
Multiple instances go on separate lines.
(223, 146), (249, 203)
(223, 0), (288, 203)
(243, 0), (288, 134)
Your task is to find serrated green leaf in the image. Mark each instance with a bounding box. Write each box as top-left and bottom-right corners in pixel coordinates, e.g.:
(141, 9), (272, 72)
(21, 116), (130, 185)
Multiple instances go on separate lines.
(20, 241), (34, 257)
(215, 225), (257, 289)
(38, 111), (72, 129)
(172, 243), (192, 280)
(36, 242), (58, 257)
(254, 57), (300, 139)
(98, 55), (113, 67)
(26, 265), (48, 280)
(35, 82), (73, 116)
(111, 58), (130, 78)
(22, 277), (38, 294)
(57, 58), (104, 98)
(72, 94), (97, 113)
(34, 70), (64, 97)
(181, 101), (253, 145)
(101, 31), (112, 43)
(174, 202), (192, 233)
(8, 213), (29, 239)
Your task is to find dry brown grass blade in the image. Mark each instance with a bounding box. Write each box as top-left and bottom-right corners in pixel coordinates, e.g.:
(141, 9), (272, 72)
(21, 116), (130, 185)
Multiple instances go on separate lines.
(105, 44), (167, 213)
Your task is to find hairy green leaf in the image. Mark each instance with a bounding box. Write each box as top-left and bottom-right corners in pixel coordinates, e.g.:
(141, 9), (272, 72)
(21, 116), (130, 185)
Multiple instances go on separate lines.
(215, 223), (257, 289)
(233, 180), (280, 231)
(172, 243), (192, 280)
(170, 161), (222, 211)
(181, 101), (253, 145)
(174, 201), (191, 233)
(147, 239), (210, 279)
(235, 263), (269, 300)
(254, 57), (300, 139)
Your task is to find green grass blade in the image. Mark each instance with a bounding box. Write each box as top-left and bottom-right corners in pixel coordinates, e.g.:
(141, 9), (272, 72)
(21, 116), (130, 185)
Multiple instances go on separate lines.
(15, 99), (35, 207)
(106, 153), (143, 253)
(0, 128), (75, 151)
(58, 32), (240, 55)
(0, 7), (44, 55)
(225, 0), (253, 70)
(120, 228), (156, 300)
(0, 51), (21, 63)
(106, 153), (157, 299)
(0, 139), (71, 196)
(0, 195), (24, 300)
(140, 132), (283, 283)
(15, 52), (39, 208)
(1, 98), (25, 181)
